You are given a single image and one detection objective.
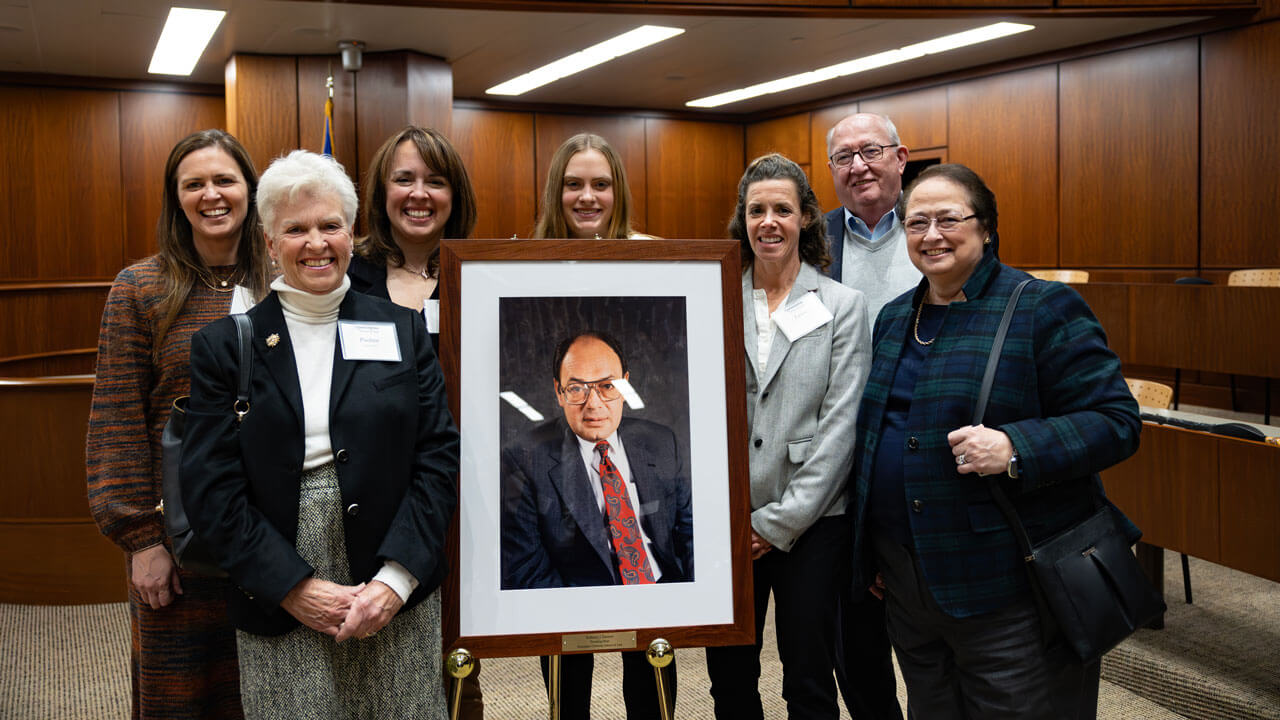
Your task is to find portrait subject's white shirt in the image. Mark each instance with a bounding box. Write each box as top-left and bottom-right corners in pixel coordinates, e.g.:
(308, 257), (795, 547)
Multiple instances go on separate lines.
(576, 431), (663, 581)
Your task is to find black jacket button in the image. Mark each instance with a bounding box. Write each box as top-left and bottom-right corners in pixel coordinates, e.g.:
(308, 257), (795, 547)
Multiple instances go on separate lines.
(346, 503), (360, 517)
(912, 499), (924, 512)
(761, 391), (769, 400)
(907, 437), (919, 450)
(336, 448), (350, 463)
(753, 438), (763, 448)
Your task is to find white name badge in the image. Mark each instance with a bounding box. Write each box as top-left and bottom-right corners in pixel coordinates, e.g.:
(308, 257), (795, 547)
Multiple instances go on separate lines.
(424, 299), (440, 334)
(338, 321), (402, 362)
(772, 291), (834, 341)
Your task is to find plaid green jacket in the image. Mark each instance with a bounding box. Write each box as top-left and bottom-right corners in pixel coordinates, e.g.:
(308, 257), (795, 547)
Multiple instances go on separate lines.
(851, 249), (1141, 617)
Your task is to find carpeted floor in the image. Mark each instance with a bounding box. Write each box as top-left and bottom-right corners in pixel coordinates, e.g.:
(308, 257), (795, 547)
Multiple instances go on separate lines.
(1, 554), (1275, 719)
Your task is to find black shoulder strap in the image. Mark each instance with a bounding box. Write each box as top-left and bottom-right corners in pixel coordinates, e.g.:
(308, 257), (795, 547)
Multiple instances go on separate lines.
(971, 278), (1034, 426)
(232, 313), (253, 422)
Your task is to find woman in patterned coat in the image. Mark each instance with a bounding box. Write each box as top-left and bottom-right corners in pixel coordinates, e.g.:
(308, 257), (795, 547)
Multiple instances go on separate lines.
(86, 129), (271, 719)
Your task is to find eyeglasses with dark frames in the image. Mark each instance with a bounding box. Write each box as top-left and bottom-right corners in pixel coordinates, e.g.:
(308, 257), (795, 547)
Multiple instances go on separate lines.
(828, 144), (899, 168)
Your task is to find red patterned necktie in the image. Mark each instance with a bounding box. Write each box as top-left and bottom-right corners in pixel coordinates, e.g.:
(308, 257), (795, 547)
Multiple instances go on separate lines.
(595, 440), (656, 585)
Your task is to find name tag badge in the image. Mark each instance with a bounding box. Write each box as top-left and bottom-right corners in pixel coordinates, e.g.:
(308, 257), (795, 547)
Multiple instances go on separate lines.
(772, 292), (834, 341)
(338, 321), (402, 362)
(424, 299), (441, 334)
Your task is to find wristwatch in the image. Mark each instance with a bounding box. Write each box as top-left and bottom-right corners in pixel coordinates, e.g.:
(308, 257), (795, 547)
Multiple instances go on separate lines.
(1007, 451), (1021, 479)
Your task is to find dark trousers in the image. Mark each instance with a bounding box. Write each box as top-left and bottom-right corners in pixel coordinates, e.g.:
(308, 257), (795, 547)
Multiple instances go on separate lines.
(872, 533), (1100, 720)
(835, 587), (903, 719)
(705, 514), (850, 720)
(540, 650), (676, 720)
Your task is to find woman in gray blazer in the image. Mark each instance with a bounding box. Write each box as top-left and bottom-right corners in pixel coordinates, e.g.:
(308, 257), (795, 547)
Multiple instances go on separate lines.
(705, 154), (871, 719)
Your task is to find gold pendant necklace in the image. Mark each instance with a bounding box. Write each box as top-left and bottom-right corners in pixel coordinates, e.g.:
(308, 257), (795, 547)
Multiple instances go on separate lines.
(199, 266), (239, 293)
(913, 302), (936, 346)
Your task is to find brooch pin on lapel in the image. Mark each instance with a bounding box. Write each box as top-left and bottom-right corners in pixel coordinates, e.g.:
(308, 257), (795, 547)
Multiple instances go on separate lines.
(266, 333), (280, 348)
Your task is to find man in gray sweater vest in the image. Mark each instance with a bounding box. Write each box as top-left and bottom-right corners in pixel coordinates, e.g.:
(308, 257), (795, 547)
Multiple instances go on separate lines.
(823, 111), (912, 720)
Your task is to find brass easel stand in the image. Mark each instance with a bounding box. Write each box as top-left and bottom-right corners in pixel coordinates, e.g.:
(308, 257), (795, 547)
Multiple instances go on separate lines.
(446, 648), (475, 720)
(548, 654), (562, 720)
(647, 638), (675, 720)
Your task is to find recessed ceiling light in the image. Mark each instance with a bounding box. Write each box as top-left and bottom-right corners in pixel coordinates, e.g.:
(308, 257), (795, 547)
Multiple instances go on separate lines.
(148, 7), (226, 76)
(687, 22), (1034, 108)
(487, 25), (685, 96)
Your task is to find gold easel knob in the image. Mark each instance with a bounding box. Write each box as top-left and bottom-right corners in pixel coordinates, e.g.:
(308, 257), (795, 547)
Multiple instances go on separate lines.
(446, 648), (475, 679)
(646, 638), (674, 669)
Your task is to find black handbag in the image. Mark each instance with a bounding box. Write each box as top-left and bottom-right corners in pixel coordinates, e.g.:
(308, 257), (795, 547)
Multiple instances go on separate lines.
(158, 313), (253, 577)
(975, 278), (1165, 664)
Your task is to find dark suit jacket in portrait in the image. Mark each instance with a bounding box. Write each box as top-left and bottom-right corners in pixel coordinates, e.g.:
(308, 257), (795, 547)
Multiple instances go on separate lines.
(500, 417), (693, 590)
(181, 291), (459, 636)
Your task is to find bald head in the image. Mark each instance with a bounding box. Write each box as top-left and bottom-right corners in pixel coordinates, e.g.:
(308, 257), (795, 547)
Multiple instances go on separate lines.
(827, 113), (909, 226)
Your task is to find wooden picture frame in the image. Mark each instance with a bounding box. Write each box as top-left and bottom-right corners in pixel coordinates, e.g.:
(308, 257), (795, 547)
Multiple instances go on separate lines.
(438, 238), (753, 658)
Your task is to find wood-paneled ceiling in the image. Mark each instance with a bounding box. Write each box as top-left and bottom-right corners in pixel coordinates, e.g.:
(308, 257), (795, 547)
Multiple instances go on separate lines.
(2, 1), (1217, 113)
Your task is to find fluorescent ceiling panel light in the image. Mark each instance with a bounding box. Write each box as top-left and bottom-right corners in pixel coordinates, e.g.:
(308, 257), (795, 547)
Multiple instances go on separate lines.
(148, 7), (226, 76)
(613, 378), (645, 410)
(687, 22), (1034, 108)
(500, 391), (546, 422)
(487, 25), (685, 96)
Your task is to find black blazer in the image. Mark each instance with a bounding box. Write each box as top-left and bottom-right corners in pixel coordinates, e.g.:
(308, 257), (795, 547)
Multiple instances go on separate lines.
(499, 417), (694, 590)
(347, 254), (440, 354)
(181, 290), (459, 636)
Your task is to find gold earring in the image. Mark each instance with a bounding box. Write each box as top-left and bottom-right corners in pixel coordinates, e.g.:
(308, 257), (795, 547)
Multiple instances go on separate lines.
(984, 236), (991, 245)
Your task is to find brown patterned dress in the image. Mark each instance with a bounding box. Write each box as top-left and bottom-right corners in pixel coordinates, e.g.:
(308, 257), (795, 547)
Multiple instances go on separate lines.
(86, 256), (244, 720)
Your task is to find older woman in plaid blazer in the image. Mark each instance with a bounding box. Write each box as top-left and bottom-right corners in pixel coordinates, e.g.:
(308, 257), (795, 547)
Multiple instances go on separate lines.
(850, 164), (1141, 719)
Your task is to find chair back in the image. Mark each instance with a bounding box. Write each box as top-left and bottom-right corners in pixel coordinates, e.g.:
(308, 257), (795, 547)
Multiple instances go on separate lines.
(1125, 378), (1173, 409)
(1028, 269), (1090, 283)
(1227, 268), (1280, 287)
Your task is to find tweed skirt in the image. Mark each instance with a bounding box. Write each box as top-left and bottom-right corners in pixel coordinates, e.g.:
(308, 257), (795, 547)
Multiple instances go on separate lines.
(236, 462), (445, 720)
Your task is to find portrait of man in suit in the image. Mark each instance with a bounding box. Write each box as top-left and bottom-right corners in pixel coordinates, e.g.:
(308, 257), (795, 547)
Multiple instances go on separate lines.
(500, 330), (694, 591)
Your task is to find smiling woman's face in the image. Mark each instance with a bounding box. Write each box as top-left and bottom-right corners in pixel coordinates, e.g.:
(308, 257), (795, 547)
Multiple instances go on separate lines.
(176, 146), (248, 249)
(904, 176), (985, 288)
(560, 149), (615, 238)
(266, 190), (352, 295)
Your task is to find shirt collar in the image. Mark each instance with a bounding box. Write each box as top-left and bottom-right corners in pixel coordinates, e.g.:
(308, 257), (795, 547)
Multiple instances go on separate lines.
(844, 205), (900, 244)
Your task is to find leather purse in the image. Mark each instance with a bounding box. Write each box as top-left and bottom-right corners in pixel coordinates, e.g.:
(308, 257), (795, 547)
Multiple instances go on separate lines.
(975, 278), (1165, 664)
(158, 313), (253, 578)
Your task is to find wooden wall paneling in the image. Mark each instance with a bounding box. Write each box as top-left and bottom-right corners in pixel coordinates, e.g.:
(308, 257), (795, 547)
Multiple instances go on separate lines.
(451, 108), (537, 239)
(0, 86), (123, 282)
(1101, 426), (1220, 561)
(0, 380), (94, 517)
(225, 54), (299, 175)
(745, 113), (811, 165)
(0, 520), (126, 604)
(948, 66), (1058, 268)
(356, 52), (454, 192)
(643, 119), (745, 240)
(809, 101), (858, 213)
(859, 85), (948, 150)
(1218, 440), (1280, 582)
(297, 56), (358, 183)
(533, 115), (648, 236)
(407, 53), (454, 138)
(120, 92), (226, 264)
(1201, 22), (1280, 268)
(0, 285), (111, 358)
(1060, 40), (1198, 268)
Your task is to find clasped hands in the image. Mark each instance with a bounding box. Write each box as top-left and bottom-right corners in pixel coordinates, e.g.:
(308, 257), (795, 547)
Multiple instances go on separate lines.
(947, 423), (1014, 478)
(280, 577), (404, 643)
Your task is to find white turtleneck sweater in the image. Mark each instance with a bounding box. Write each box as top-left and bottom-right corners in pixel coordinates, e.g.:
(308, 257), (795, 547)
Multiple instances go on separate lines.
(271, 275), (418, 603)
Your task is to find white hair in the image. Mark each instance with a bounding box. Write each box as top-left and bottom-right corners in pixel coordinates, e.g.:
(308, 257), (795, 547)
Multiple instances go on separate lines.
(826, 112), (902, 155)
(256, 150), (358, 234)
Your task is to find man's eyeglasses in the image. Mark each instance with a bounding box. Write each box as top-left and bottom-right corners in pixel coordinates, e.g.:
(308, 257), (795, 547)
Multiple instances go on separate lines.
(558, 380), (622, 405)
(829, 144), (899, 168)
(904, 214), (978, 235)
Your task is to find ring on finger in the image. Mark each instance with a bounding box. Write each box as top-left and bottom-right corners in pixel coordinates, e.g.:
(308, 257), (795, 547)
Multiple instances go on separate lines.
(956, 454), (967, 465)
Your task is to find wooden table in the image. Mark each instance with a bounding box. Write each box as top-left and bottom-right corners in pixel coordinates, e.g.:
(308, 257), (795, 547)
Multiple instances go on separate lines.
(1102, 422), (1280, 587)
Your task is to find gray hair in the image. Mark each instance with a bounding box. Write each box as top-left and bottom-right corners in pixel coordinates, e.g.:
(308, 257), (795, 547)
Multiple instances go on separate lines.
(826, 112), (901, 155)
(256, 150), (358, 234)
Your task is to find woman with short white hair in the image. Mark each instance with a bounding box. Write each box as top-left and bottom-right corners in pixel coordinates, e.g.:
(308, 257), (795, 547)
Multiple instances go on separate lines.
(181, 150), (459, 719)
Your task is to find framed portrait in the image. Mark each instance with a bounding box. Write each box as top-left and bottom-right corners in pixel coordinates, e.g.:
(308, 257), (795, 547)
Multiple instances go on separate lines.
(439, 238), (753, 658)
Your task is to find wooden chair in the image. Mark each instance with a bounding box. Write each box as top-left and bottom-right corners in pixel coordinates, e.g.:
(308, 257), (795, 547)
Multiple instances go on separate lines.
(1125, 378), (1173, 409)
(1225, 269), (1279, 423)
(1027, 269), (1089, 283)
(1125, 376), (1192, 607)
